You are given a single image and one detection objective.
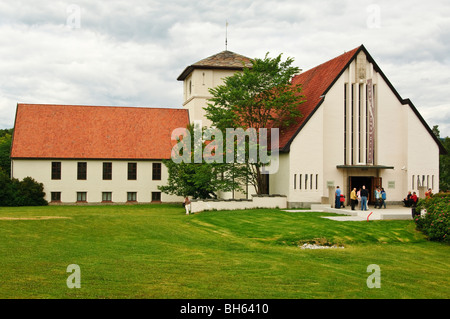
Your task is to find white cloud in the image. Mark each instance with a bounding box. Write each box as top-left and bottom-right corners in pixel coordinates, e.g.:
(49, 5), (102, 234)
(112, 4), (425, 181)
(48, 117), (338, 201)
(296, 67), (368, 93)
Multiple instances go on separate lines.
(0, 0), (449, 137)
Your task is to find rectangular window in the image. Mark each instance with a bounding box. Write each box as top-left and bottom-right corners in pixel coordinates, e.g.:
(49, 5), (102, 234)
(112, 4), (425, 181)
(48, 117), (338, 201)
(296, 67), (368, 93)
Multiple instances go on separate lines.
(102, 192), (112, 202)
(344, 83), (347, 165)
(127, 192), (137, 202)
(76, 192), (87, 202)
(412, 175), (415, 189)
(103, 162), (112, 180)
(358, 84), (362, 163)
(310, 174), (313, 189)
(299, 174), (302, 190)
(151, 192), (161, 202)
(152, 163), (162, 180)
(51, 162), (61, 180)
(316, 174), (318, 190)
(351, 84), (355, 165)
(294, 174), (297, 189)
(51, 192), (61, 202)
(77, 162), (87, 180)
(366, 85), (369, 163)
(432, 175), (434, 189)
(128, 163), (137, 180)
(305, 174), (308, 190)
(372, 85), (376, 164)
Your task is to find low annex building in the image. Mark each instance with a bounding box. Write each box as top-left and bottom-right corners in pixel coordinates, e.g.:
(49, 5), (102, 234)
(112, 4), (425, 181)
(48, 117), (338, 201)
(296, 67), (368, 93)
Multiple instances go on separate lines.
(11, 45), (446, 206)
(11, 104), (189, 203)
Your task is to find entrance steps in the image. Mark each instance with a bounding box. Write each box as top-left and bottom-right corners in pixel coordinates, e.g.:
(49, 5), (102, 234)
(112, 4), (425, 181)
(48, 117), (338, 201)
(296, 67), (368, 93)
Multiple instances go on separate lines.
(307, 204), (412, 221)
(310, 204), (357, 216)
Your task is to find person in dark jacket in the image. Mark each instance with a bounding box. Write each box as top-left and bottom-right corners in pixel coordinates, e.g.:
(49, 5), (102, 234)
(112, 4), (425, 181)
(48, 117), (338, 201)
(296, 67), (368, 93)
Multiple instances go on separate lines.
(335, 186), (341, 209)
(360, 185), (368, 211)
(403, 191), (412, 207)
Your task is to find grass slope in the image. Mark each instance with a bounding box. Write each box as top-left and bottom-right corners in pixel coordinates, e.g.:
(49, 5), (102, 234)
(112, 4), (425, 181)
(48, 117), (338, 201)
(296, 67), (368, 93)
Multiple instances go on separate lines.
(0, 204), (448, 299)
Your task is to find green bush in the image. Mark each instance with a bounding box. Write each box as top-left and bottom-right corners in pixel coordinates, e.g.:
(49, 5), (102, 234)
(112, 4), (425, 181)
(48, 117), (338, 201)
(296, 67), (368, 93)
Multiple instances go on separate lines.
(0, 169), (48, 207)
(414, 193), (450, 243)
(0, 169), (15, 206)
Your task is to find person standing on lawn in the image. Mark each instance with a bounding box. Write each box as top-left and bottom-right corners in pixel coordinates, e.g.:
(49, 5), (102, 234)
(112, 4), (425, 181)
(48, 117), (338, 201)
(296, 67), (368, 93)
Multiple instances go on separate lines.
(184, 197), (191, 215)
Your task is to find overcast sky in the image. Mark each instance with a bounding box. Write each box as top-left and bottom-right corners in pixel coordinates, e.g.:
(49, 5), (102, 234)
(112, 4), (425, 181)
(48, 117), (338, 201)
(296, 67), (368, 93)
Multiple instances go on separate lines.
(1, 0), (449, 137)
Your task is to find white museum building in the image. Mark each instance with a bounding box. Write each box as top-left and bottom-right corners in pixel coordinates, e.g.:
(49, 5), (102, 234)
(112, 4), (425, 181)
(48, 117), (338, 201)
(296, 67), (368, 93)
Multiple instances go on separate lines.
(10, 45), (446, 207)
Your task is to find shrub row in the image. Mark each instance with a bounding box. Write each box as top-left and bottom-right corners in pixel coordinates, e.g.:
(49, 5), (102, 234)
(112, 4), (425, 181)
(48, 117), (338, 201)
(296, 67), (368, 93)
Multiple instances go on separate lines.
(0, 169), (48, 206)
(414, 193), (450, 243)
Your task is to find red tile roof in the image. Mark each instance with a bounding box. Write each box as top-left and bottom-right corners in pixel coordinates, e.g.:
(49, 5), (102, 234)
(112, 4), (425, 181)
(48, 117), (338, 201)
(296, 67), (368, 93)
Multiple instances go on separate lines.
(11, 104), (189, 159)
(279, 46), (361, 151)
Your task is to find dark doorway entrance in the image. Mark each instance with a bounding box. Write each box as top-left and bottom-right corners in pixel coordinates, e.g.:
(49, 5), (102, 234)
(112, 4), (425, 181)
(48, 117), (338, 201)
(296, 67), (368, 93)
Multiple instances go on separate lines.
(349, 176), (382, 205)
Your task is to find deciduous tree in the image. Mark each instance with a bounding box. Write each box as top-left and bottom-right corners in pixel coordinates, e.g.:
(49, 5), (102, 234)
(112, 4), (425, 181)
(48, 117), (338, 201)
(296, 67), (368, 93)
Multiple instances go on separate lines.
(205, 53), (305, 194)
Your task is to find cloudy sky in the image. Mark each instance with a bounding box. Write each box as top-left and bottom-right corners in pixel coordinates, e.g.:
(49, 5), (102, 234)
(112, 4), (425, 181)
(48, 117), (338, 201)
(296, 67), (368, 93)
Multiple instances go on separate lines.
(1, 0), (449, 136)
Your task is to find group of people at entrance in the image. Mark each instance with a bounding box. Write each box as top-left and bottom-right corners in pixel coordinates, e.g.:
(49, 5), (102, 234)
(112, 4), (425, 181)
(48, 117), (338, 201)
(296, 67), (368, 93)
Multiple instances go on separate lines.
(335, 185), (386, 211)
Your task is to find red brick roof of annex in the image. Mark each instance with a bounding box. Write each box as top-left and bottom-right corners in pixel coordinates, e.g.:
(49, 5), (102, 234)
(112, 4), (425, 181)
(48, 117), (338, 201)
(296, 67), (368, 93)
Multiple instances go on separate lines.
(11, 104), (190, 160)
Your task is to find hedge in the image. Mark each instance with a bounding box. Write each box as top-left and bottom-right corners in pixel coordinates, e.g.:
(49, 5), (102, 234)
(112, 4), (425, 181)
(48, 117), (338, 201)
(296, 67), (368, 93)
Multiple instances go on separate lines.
(0, 169), (48, 206)
(414, 193), (450, 243)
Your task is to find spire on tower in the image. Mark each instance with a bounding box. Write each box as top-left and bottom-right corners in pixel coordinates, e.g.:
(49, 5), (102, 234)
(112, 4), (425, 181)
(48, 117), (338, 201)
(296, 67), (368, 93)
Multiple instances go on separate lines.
(225, 20), (228, 51)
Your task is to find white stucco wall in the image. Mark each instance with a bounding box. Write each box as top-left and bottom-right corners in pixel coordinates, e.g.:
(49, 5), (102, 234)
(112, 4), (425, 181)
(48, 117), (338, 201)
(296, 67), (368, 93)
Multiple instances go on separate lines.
(406, 107), (440, 193)
(287, 106), (324, 206)
(373, 74), (407, 200)
(269, 152), (290, 198)
(322, 74), (346, 197)
(190, 195), (287, 213)
(11, 159), (183, 203)
(183, 69), (238, 125)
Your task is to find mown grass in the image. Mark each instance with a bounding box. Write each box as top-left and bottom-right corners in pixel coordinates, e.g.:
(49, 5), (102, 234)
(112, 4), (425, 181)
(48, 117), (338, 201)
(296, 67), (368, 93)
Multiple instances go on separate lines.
(0, 204), (448, 299)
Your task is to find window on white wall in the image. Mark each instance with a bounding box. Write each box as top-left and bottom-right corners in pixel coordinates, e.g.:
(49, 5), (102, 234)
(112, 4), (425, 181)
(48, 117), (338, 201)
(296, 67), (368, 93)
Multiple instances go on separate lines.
(77, 162), (87, 180)
(351, 84), (355, 165)
(51, 162), (61, 180)
(294, 174), (297, 189)
(103, 162), (112, 180)
(151, 192), (161, 202)
(127, 192), (137, 202)
(77, 192), (86, 202)
(344, 83), (348, 165)
(51, 192), (61, 202)
(102, 192), (112, 202)
(128, 163), (137, 180)
(152, 163), (162, 180)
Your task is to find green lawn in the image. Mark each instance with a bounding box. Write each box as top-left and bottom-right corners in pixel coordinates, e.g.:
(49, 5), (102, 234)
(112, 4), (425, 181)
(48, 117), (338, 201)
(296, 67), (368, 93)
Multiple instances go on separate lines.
(0, 204), (448, 299)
